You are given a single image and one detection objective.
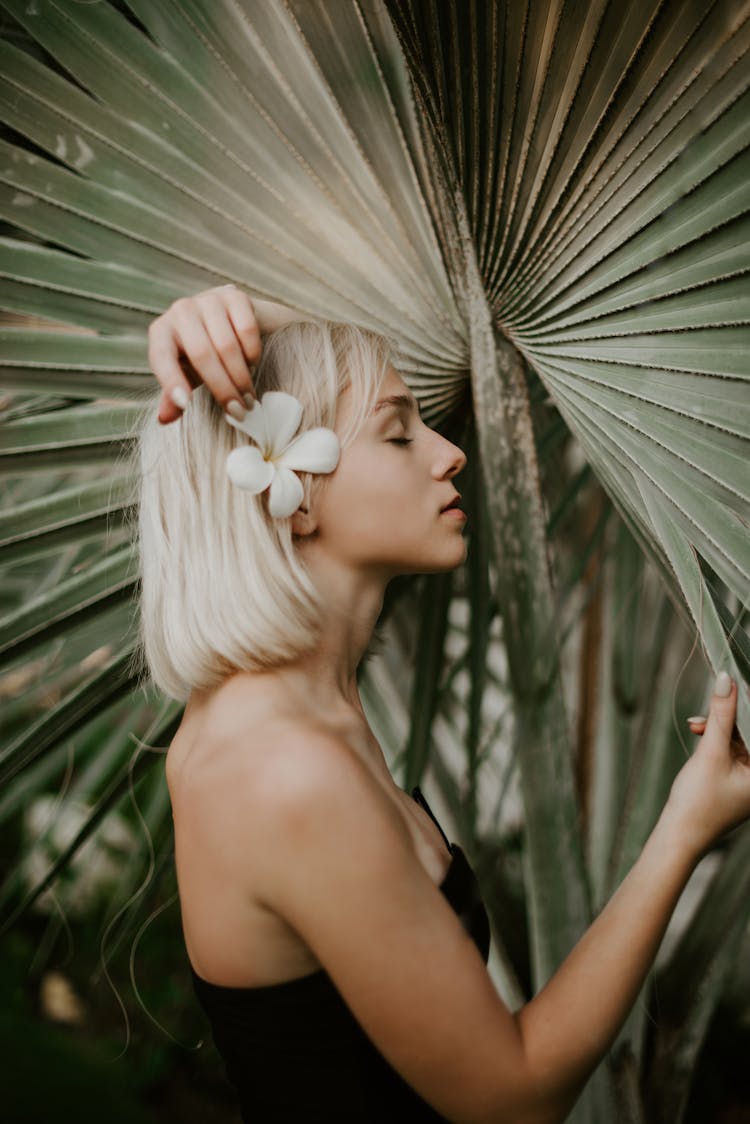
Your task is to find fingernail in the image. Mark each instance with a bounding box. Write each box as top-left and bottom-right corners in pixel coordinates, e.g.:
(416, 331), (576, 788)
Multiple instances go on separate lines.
(243, 392), (257, 408)
(714, 670), (732, 697)
(171, 386), (190, 410)
(687, 715), (706, 723)
(226, 399), (246, 421)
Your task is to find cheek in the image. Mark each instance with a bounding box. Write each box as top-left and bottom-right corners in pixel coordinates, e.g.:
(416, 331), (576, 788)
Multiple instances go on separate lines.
(320, 465), (413, 539)
(324, 451), (383, 510)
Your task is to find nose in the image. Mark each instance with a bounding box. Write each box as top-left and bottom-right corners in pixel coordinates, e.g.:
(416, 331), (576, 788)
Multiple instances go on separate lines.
(436, 434), (467, 479)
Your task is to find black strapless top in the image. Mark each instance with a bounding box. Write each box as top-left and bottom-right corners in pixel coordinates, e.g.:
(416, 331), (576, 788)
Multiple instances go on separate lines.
(189, 785), (491, 1123)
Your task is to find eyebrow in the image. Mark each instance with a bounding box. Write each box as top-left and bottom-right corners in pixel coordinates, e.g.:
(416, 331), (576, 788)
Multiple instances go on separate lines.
(371, 393), (421, 416)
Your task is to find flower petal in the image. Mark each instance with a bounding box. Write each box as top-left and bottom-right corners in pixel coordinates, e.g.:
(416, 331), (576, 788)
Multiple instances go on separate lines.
(276, 428), (341, 473)
(261, 392), (304, 455)
(225, 398), (269, 450)
(226, 446), (275, 493)
(268, 466), (304, 517)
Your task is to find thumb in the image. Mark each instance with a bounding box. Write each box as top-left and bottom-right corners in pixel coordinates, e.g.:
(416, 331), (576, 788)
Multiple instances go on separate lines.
(702, 671), (737, 748)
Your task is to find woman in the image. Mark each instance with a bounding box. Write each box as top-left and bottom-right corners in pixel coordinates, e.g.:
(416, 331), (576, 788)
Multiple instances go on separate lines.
(139, 284), (749, 1124)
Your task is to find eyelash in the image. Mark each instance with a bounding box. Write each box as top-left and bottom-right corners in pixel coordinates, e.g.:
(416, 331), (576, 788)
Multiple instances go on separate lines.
(389, 438), (413, 446)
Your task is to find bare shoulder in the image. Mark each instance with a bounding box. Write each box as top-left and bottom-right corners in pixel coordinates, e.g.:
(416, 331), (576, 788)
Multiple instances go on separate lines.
(173, 704), (544, 1122)
(173, 700), (417, 913)
(169, 688), (395, 844)
(167, 677), (314, 796)
(175, 707), (415, 922)
(226, 715), (411, 860)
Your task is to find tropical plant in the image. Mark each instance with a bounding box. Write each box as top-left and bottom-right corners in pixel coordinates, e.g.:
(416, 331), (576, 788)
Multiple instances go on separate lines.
(0, 2), (748, 1122)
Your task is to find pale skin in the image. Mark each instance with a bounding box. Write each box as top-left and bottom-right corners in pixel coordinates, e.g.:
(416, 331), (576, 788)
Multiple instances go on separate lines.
(150, 285), (750, 1124)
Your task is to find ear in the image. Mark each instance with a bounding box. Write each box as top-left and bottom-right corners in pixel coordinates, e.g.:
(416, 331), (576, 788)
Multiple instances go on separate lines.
(291, 504), (318, 540)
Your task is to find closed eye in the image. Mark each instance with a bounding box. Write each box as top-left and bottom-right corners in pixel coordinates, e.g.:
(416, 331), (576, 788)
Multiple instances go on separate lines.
(388, 438), (413, 446)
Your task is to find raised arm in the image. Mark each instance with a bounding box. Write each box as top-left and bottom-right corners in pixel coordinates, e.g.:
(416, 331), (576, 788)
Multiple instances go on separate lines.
(515, 799), (697, 1120)
(147, 285), (313, 425)
(515, 672), (748, 1122)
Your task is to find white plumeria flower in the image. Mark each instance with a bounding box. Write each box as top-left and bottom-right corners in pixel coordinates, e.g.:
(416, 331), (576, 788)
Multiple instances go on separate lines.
(225, 391), (341, 518)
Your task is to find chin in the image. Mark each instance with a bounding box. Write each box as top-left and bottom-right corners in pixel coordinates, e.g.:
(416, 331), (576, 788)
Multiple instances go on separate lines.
(424, 542), (468, 574)
(391, 534), (468, 577)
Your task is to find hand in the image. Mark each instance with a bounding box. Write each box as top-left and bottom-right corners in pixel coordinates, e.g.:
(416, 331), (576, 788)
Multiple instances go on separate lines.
(666, 672), (750, 859)
(147, 284), (262, 425)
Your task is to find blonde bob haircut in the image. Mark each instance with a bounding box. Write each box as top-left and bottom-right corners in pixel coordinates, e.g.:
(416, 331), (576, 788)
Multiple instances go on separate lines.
(134, 319), (397, 702)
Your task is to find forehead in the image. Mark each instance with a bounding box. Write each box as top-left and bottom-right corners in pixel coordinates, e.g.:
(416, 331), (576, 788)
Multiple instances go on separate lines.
(334, 365), (416, 433)
(370, 368), (418, 416)
(375, 365), (408, 395)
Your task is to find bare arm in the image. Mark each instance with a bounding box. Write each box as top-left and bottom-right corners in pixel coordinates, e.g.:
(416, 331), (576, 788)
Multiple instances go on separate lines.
(515, 672), (748, 1124)
(514, 804), (699, 1122)
(232, 678), (746, 1124)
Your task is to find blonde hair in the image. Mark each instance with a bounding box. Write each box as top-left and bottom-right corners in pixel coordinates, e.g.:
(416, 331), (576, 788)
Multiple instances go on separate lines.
(133, 320), (397, 701)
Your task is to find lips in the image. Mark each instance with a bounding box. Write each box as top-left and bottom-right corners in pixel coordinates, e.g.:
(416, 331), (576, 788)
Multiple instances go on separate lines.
(440, 493), (462, 512)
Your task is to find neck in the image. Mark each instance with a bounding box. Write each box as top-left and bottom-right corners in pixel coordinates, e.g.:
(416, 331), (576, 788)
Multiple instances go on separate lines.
(269, 556), (387, 718)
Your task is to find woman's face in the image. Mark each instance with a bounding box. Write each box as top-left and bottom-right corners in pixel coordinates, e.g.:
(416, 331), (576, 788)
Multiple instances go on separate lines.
(300, 365), (468, 579)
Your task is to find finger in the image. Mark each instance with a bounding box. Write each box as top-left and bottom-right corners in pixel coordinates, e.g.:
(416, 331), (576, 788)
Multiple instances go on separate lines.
(157, 387), (180, 425)
(199, 289), (259, 402)
(702, 671), (737, 750)
(148, 322), (194, 424)
(222, 286), (263, 398)
(172, 307), (247, 419)
(729, 722), (748, 756)
(178, 353), (204, 389)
